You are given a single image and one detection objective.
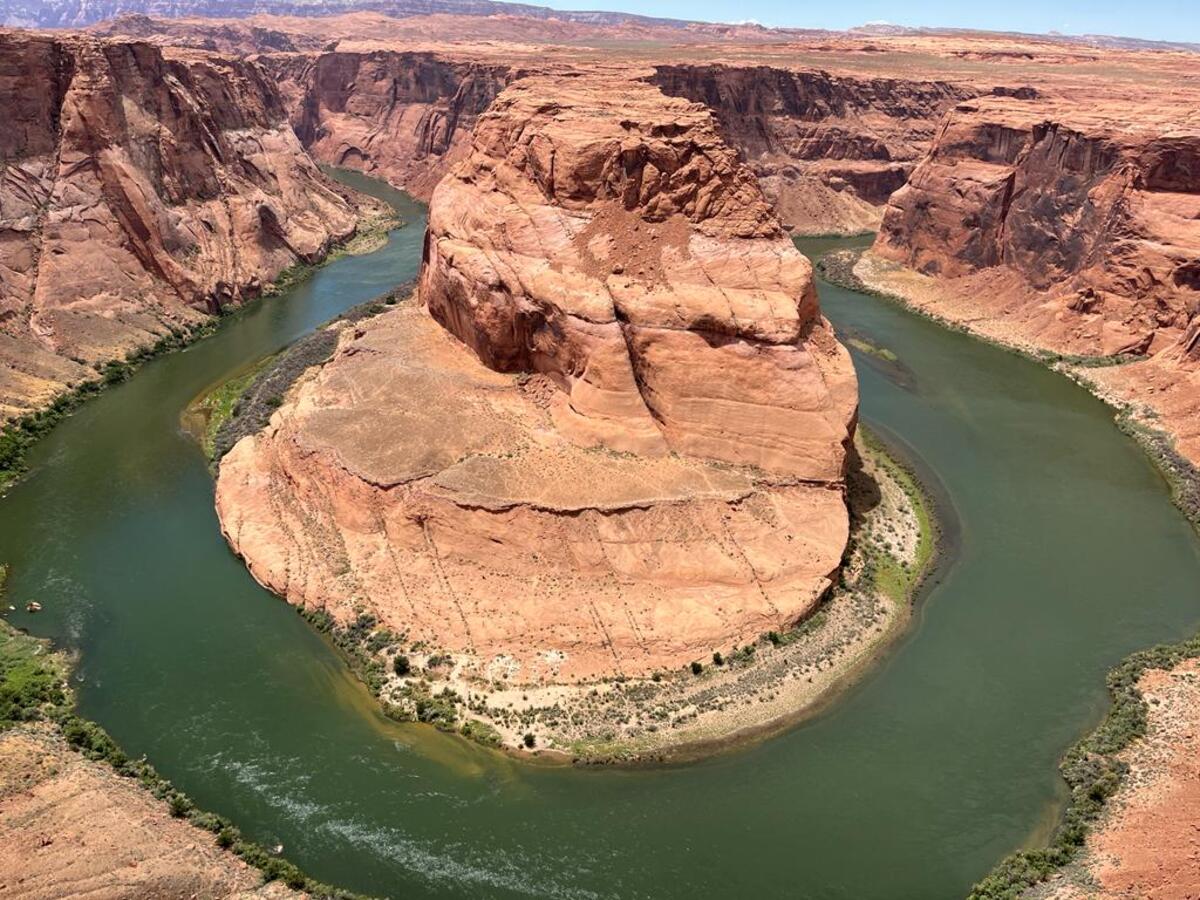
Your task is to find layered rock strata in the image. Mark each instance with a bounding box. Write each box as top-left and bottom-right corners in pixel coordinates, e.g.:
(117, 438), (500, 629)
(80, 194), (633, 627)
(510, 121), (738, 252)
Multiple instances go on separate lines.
(867, 93), (1200, 464)
(0, 30), (363, 420)
(216, 73), (858, 686)
(649, 64), (973, 235)
(876, 95), (1200, 359)
(264, 49), (512, 201)
(0, 724), (302, 899)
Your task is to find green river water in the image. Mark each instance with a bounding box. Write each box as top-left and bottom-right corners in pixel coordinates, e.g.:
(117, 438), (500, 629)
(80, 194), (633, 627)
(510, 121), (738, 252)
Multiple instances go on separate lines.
(4, 172), (1200, 899)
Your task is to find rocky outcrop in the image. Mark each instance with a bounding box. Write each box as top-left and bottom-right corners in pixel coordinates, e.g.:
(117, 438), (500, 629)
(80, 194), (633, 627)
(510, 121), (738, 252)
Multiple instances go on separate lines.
(420, 73), (857, 475)
(0, 30), (363, 420)
(866, 93), (1200, 467)
(216, 72), (857, 687)
(875, 95), (1200, 360)
(649, 64), (974, 234)
(264, 49), (511, 201)
(89, 12), (328, 53)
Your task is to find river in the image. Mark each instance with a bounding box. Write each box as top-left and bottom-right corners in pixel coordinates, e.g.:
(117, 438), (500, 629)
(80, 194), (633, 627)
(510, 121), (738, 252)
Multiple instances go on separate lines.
(4, 173), (1199, 899)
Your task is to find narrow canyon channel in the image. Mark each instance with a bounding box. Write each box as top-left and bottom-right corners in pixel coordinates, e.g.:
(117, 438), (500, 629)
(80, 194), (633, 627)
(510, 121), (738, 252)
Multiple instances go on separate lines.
(4, 173), (1200, 899)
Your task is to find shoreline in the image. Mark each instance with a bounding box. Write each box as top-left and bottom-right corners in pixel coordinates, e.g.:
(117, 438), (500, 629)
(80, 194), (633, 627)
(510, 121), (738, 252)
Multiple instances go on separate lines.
(0, 189), (403, 497)
(817, 247), (1200, 535)
(201, 317), (941, 767)
(332, 428), (939, 767)
(815, 243), (1200, 899)
(0, 619), (366, 899)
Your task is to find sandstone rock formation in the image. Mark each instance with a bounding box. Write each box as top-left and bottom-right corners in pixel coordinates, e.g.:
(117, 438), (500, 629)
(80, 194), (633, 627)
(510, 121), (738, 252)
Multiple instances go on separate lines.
(419, 73), (857, 475)
(875, 94), (1200, 360)
(649, 64), (972, 235)
(0, 30), (363, 420)
(864, 91), (1200, 468)
(216, 73), (857, 685)
(265, 49), (511, 201)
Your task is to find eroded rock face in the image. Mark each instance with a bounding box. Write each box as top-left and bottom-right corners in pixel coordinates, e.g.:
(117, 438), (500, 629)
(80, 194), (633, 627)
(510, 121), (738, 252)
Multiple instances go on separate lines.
(265, 49), (511, 201)
(0, 724), (302, 900)
(875, 95), (1200, 360)
(421, 73), (857, 477)
(649, 64), (974, 235)
(0, 30), (362, 419)
(217, 73), (858, 684)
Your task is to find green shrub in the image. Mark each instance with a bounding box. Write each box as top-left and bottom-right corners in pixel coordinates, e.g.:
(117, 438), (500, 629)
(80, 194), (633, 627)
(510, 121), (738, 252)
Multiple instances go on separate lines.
(393, 654), (411, 676)
(969, 636), (1200, 898)
(690, 661), (703, 675)
(460, 719), (503, 748)
(523, 732), (536, 748)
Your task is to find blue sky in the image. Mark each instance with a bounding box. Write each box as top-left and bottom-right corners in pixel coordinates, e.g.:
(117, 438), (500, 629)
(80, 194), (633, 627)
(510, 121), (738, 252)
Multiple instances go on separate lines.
(521, 0), (1200, 43)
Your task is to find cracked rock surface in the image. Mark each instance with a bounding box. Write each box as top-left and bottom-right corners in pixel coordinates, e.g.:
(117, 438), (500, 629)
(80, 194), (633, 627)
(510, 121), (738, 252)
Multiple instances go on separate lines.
(216, 72), (858, 683)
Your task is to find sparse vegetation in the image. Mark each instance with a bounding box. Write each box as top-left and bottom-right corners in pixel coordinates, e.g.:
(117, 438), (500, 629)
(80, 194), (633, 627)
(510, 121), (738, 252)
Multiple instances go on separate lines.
(1, 324), (218, 491)
(970, 636), (1200, 899)
(205, 284), (413, 462)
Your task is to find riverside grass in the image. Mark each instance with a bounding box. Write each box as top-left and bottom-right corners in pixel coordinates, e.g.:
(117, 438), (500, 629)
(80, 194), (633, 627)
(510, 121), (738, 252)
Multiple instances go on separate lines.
(968, 635), (1200, 899)
(0, 322), (217, 491)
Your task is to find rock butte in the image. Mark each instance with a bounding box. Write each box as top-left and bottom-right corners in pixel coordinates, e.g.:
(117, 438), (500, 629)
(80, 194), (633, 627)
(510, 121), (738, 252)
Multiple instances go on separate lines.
(216, 73), (858, 682)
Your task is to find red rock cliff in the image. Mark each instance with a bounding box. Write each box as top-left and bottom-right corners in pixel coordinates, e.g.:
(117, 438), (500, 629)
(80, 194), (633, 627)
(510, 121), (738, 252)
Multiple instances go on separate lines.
(875, 95), (1200, 359)
(420, 71), (858, 477)
(264, 49), (512, 200)
(649, 64), (974, 235)
(0, 30), (363, 419)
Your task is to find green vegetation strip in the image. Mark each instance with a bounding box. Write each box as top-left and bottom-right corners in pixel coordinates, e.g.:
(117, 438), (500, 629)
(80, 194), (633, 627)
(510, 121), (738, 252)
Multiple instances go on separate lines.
(299, 607), (499, 748)
(0, 613), (373, 898)
(968, 635), (1200, 899)
(1, 324), (217, 491)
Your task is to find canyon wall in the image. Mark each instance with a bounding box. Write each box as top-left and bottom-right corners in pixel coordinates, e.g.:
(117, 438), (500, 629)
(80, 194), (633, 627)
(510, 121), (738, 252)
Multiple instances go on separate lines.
(264, 49), (512, 201)
(0, 0), (704, 30)
(648, 64), (974, 234)
(217, 72), (857, 686)
(875, 95), (1200, 359)
(866, 93), (1200, 465)
(0, 31), (363, 420)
